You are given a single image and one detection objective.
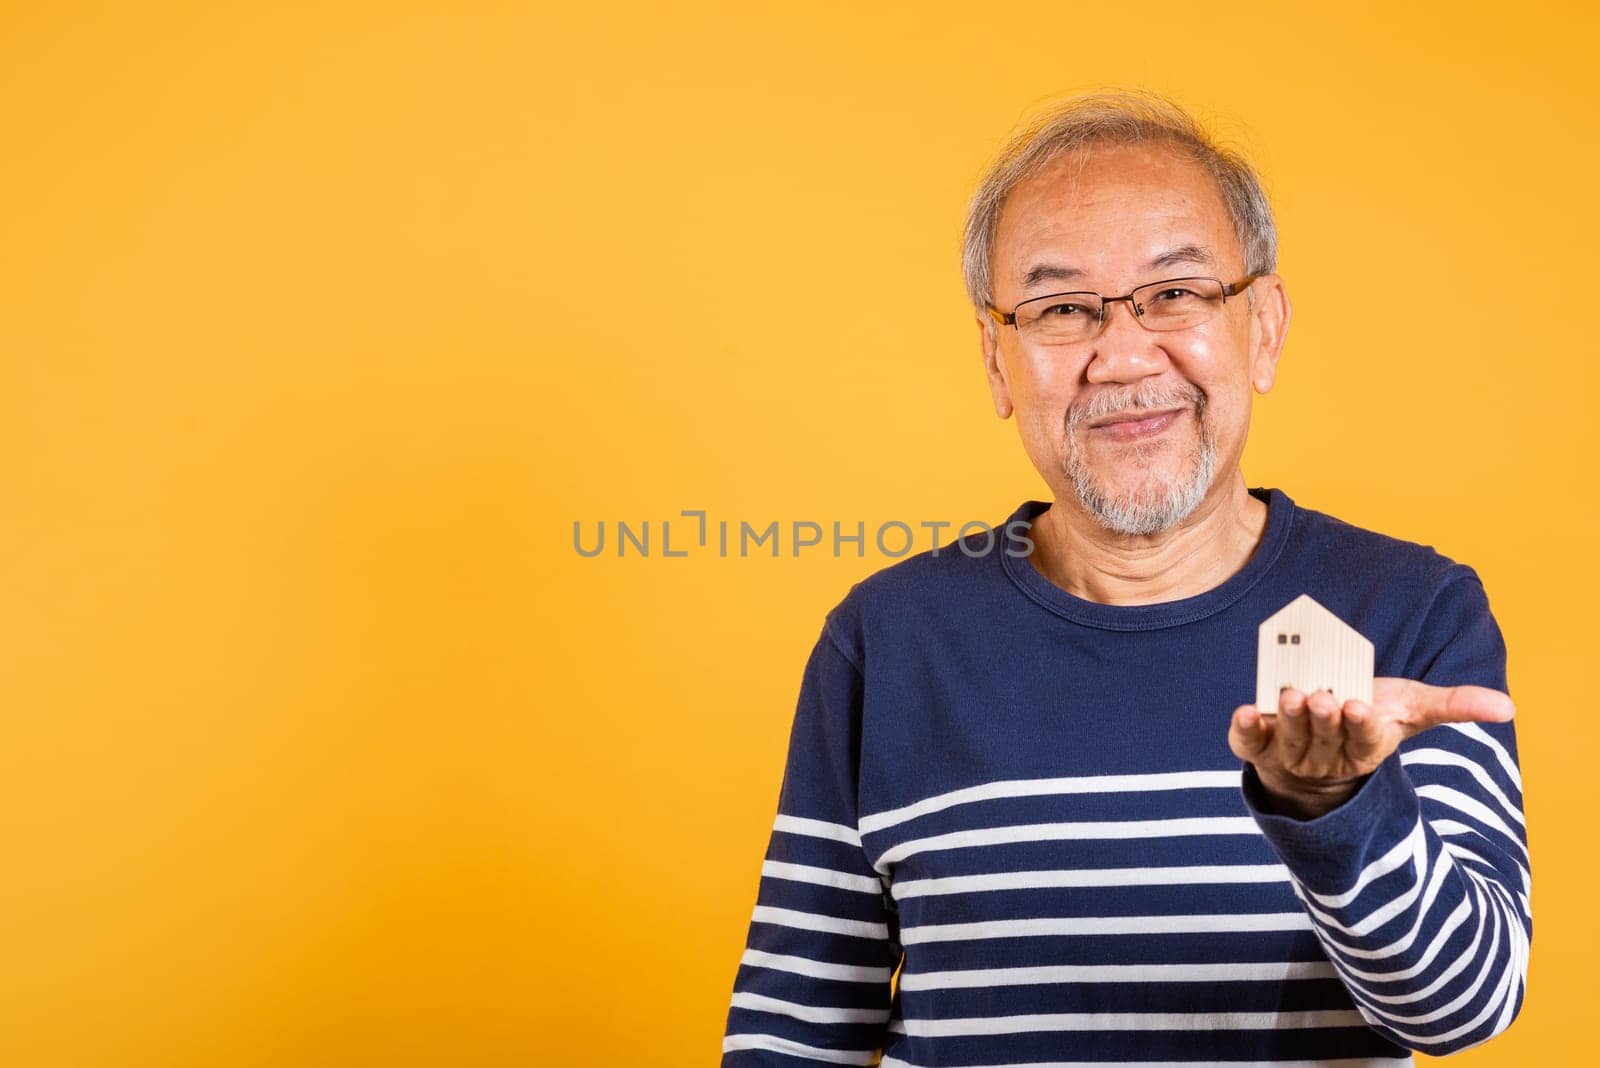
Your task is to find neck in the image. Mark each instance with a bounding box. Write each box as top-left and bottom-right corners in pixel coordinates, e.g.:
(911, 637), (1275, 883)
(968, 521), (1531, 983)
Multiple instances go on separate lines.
(1029, 474), (1269, 606)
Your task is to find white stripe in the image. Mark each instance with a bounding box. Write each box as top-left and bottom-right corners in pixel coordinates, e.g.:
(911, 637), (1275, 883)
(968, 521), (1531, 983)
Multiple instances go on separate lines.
(1471, 871), (1526, 942)
(1479, 944), (1524, 1049)
(722, 1033), (878, 1064)
(882, 1057), (1412, 1068)
(1401, 748), (1525, 826)
(731, 991), (892, 1025)
(1299, 821), (1425, 910)
(1319, 869), (1525, 1041)
(858, 770), (1240, 834)
(1297, 825), (1429, 937)
(1474, 872), (1530, 989)
(751, 905), (889, 940)
(1350, 878), (1511, 1028)
(1304, 852), (1459, 964)
(1417, 785), (1529, 862)
(900, 911), (1312, 945)
(1344, 878), (1493, 1025)
(1441, 839), (1498, 874)
(886, 1009), (1365, 1036)
(1432, 820), (1532, 896)
(1442, 840), (1533, 919)
(1322, 889), (1472, 982)
(1494, 873), (1532, 1036)
(892, 863), (1289, 899)
(763, 860), (883, 894)
(740, 949), (893, 984)
(1356, 887), (1524, 1050)
(1336, 884), (1490, 1007)
(896, 959), (1336, 990)
(875, 816), (1260, 869)
(1443, 722), (1522, 792)
(876, 1055), (1414, 1061)
(775, 814), (862, 847)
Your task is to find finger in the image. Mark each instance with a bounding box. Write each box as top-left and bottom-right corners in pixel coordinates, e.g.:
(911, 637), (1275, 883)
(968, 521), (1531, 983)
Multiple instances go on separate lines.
(1341, 699), (1388, 765)
(1229, 704), (1275, 761)
(1275, 686), (1311, 765)
(1302, 689), (1344, 770)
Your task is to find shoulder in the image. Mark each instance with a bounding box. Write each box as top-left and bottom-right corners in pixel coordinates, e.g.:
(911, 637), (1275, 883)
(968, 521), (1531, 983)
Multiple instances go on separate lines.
(819, 517), (1026, 672)
(1277, 492), (1500, 677)
(1285, 493), (1482, 596)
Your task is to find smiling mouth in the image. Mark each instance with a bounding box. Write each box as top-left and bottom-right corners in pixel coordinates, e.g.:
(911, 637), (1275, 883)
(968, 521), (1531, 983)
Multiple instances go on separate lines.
(1088, 407), (1187, 441)
(1089, 406), (1185, 429)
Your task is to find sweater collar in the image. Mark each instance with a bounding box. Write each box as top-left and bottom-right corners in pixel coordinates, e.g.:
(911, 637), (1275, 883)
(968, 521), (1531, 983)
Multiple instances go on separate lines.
(998, 486), (1296, 631)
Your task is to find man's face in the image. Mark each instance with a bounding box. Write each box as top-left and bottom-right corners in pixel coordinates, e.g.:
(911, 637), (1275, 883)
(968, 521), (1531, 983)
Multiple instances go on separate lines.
(979, 142), (1288, 536)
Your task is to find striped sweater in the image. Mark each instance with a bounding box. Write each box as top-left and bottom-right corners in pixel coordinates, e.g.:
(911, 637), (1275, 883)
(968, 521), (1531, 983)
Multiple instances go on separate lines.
(721, 486), (1531, 1066)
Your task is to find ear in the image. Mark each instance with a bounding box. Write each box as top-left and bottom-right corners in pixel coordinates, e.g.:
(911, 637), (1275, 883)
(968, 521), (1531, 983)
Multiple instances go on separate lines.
(977, 308), (1014, 419)
(1245, 274), (1291, 394)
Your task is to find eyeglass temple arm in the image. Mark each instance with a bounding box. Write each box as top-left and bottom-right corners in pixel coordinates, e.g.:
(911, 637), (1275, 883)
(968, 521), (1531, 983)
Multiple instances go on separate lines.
(986, 306), (1015, 327)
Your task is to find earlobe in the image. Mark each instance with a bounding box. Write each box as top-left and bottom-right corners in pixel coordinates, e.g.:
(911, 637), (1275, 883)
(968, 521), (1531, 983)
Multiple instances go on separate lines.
(1252, 361), (1278, 394)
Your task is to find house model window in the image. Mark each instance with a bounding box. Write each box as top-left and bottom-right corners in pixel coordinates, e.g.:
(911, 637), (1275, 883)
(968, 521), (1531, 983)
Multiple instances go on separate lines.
(1255, 593), (1374, 713)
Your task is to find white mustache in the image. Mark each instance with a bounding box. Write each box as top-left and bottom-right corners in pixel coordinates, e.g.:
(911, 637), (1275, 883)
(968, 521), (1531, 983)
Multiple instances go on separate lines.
(1068, 387), (1203, 432)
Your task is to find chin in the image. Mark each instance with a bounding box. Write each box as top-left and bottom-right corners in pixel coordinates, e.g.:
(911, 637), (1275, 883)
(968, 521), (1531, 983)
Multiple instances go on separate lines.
(1067, 439), (1218, 537)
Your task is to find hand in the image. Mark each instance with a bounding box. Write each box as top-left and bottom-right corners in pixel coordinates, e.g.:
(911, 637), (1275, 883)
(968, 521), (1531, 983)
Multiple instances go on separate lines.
(1228, 678), (1515, 819)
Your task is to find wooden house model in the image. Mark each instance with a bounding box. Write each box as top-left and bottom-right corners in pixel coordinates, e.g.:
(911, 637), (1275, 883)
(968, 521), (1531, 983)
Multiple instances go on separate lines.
(1255, 593), (1374, 713)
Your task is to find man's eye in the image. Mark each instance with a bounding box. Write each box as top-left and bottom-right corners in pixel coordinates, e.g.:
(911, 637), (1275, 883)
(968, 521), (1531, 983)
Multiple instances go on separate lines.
(1152, 287), (1198, 301)
(1041, 303), (1089, 317)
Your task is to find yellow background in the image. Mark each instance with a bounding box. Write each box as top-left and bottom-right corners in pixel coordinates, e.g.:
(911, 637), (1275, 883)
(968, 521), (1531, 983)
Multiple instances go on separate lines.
(0, 2), (1592, 1064)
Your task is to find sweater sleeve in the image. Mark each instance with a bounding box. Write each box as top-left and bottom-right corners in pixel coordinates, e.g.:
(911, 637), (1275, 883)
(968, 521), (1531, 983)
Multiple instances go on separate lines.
(721, 616), (903, 1066)
(1240, 567), (1531, 1055)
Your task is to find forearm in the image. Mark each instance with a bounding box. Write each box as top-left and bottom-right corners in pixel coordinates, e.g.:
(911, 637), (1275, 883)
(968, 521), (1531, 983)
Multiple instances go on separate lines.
(1242, 754), (1530, 1054)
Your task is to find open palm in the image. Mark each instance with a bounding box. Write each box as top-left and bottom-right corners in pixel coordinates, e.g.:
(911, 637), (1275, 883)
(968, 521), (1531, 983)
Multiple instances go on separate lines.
(1227, 677), (1515, 818)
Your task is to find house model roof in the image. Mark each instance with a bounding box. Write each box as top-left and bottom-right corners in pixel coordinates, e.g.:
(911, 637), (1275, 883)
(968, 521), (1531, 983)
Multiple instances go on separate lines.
(1255, 593), (1374, 713)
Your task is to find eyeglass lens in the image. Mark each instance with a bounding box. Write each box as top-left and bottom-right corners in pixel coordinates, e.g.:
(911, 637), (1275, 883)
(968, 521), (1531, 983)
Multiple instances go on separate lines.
(1014, 277), (1227, 343)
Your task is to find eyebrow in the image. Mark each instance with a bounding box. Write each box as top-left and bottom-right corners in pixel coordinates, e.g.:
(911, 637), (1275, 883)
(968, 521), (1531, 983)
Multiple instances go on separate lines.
(1019, 244), (1218, 291)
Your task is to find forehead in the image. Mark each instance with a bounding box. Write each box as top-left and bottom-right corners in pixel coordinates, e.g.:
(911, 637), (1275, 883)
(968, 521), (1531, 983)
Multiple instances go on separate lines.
(993, 142), (1241, 293)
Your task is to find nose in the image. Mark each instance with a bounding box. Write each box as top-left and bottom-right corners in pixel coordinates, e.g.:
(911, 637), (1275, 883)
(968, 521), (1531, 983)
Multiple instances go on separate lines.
(1084, 297), (1169, 384)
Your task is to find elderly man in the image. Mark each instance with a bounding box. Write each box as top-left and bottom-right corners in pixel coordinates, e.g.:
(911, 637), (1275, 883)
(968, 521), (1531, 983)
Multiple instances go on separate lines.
(721, 92), (1529, 1066)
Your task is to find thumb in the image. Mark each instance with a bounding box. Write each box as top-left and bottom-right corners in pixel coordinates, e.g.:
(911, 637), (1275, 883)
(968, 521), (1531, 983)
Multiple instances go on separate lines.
(1396, 679), (1515, 734)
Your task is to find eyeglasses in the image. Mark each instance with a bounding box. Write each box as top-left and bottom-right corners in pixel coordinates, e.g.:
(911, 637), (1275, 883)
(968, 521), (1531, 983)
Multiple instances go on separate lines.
(987, 275), (1259, 345)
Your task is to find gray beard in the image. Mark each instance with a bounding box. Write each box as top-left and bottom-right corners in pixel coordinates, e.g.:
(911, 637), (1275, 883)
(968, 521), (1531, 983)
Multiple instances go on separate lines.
(1064, 403), (1219, 537)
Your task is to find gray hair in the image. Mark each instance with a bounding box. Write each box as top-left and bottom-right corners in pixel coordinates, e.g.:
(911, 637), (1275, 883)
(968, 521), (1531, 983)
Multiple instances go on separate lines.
(961, 90), (1278, 314)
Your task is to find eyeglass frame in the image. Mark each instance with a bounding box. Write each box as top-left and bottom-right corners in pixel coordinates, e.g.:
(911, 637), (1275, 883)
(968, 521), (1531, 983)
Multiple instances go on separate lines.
(986, 274), (1261, 338)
